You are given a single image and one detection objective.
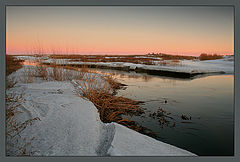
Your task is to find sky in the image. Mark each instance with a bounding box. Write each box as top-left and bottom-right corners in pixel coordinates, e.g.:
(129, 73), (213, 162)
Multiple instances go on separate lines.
(6, 6), (234, 56)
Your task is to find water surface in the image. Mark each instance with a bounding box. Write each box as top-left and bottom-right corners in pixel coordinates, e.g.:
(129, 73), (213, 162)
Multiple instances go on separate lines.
(89, 69), (234, 156)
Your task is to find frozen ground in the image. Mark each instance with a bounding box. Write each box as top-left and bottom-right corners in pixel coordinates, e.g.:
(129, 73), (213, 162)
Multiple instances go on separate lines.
(15, 55), (234, 75)
(76, 57), (233, 74)
(6, 67), (196, 156)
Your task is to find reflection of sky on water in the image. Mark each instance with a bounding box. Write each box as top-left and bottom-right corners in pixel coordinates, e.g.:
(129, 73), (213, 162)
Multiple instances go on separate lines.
(22, 60), (39, 66)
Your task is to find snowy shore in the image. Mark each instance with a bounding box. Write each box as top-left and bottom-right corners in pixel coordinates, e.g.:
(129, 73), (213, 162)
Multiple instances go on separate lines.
(51, 58), (234, 75)
(6, 68), (196, 156)
(15, 55), (234, 78)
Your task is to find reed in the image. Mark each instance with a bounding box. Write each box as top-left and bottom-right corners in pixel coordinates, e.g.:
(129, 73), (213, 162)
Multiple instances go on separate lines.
(75, 74), (147, 133)
(35, 58), (48, 80)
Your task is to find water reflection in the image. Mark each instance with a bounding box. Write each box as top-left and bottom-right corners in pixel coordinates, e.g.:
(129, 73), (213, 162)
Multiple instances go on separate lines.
(90, 68), (234, 156)
(88, 68), (154, 82)
(22, 60), (39, 66)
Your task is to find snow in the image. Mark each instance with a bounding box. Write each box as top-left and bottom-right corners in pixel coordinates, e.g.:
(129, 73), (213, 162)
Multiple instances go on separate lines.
(178, 59), (233, 74)
(6, 55), (232, 156)
(108, 123), (195, 156)
(40, 57), (233, 75)
(6, 67), (196, 156)
(7, 81), (104, 156)
(14, 55), (38, 61)
(14, 55), (234, 75)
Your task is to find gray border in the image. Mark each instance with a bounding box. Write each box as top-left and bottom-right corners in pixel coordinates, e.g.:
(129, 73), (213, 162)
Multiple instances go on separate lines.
(0, 0), (239, 161)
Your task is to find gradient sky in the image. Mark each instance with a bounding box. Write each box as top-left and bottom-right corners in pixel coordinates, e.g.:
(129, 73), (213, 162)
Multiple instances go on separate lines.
(6, 6), (234, 56)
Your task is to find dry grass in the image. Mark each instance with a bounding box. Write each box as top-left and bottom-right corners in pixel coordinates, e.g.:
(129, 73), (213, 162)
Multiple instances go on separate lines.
(38, 52), (225, 67)
(171, 59), (180, 63)
(22, 66), (36, 83)
(6, 55), (23, 76)
(6, 92), (40, 138)
(76, 74), (143, 121)
(6, 56), (40, 154)
(29, 60), (150, 133)
(6, 76), (17, 89)
(26, 57), (155, 136)
(74, 74), (158, 137)
(19, 57), (88, 82)
(199, 53), (223, 61)
(6, 55), (23, 88)
(48, 64), (87, 81)
(6, 92), (40, 156)
(49, 60), (64, 81)
(47, 53), (199, 67)
(35, 59), (48, 80)
(104, 74), (125, 91)
(48, 54), (188, 65)
(63, 55), (156, 65)
(158, 53), (197, 60)
(8, 55), (157, 139)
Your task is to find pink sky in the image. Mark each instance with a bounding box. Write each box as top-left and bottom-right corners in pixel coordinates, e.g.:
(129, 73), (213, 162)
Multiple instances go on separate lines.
(6, 6), (234, 56)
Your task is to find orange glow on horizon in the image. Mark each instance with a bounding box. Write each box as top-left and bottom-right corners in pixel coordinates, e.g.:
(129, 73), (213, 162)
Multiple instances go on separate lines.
(6, 37), (234, 56)
(6, 6), (234, 56)
(6, 44), (234, 56)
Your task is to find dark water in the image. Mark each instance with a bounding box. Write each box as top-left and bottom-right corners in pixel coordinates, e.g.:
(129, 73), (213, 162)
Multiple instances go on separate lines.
(89, 69), (234, 156)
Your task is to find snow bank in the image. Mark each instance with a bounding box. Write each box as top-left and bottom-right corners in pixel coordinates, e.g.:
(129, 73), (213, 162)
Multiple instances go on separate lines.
(178, 58), (233, 74)
(14, 55), (49, 61)
(108, 123), (195, 156)
(15, 55), (234, 75)
(6, 67), (196, 156)
(7, 81), (105, 156)
(41, 57), (233, 75)
(14, 55), (38, 61)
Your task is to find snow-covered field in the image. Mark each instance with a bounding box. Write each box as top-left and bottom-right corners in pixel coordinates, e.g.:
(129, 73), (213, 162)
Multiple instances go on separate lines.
(15, 55), (233, 75)
(6, 66), (196, 156)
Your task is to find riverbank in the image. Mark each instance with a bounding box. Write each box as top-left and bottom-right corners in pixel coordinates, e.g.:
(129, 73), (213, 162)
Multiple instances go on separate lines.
(15, 55), (233, 79)
(6, 67), (196, 156)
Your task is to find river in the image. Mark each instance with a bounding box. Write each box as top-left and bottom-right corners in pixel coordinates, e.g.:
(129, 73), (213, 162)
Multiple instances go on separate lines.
(88, 68), (234, 156)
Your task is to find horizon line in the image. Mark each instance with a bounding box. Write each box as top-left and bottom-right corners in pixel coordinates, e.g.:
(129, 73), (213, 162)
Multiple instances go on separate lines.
(6, 52), (234, 57)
